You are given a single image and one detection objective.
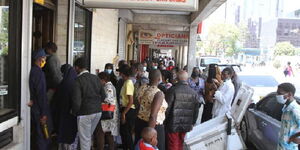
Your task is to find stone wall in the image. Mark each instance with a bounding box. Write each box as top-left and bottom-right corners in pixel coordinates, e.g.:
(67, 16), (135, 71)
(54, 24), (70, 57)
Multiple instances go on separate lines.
(55, 0), (69, 64)
(90, 9), (119, 74)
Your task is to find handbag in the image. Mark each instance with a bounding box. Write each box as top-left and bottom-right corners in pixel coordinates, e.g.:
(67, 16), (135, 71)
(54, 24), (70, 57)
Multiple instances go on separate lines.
(284, 68), (289, 75)
(101, 103), (115, 120)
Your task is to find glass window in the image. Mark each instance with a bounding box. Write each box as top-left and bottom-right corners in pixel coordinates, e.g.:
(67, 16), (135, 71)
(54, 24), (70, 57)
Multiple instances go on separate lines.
(0, 1), (10, 117)
(0, 0), (21, 121)
(256, 94), (283, 121)
(73, 4), (92, 68)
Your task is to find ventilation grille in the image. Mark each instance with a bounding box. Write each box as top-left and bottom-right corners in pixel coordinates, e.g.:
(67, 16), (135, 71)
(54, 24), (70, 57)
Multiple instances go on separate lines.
(0, 128), (13, 149)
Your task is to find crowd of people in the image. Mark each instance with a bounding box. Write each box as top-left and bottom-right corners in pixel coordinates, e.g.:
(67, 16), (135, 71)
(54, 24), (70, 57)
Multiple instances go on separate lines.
(28, 42), (300, 150)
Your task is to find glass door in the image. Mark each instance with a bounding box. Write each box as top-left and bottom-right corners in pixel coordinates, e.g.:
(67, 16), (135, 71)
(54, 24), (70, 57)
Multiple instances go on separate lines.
(0, 0), (10, 117)
(0, 0), (21, 122)
(73, 4), (92, 69)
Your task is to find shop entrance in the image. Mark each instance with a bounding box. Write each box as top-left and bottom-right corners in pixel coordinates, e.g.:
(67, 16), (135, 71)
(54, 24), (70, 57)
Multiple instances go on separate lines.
(32, 2), (55, 51)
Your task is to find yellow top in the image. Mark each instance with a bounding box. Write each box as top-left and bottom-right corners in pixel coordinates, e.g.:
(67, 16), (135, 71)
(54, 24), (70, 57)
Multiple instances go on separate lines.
(121, 79), (135, 109)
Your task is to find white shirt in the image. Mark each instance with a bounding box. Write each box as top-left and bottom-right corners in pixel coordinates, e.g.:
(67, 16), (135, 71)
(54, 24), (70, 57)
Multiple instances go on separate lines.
(212, 79), (235, 118)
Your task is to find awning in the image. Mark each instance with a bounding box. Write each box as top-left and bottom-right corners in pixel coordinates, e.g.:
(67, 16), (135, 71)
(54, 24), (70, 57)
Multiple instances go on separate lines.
(82, 0), (198, 11)
(239, 48), (269, 56)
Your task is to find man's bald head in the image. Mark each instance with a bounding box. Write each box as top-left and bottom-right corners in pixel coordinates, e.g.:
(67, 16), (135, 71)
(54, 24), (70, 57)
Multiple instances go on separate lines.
(141, 127), (157, 144)
(149, 69), (162, 83)
(177, 70), (188, 81)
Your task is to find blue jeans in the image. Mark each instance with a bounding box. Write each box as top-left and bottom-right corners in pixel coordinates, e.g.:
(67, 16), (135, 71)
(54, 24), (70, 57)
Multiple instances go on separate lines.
(77, 112), (102, 150)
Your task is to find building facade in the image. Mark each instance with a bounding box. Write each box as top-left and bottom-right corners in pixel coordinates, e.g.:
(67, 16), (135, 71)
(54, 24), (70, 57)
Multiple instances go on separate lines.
(0, 0), (225, 149)
(260, 18), (300, 49)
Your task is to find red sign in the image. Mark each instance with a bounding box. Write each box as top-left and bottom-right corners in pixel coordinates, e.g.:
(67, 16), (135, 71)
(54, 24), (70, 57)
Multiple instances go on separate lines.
(197, 22), (202, 34)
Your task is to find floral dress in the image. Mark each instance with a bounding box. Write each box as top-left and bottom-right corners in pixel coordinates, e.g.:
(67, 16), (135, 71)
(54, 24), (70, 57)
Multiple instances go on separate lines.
(101, 82), (119, 136)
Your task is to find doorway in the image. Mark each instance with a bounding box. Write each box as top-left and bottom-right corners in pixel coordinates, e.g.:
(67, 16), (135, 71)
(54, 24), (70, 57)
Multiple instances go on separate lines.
(32, 3), (54, 51)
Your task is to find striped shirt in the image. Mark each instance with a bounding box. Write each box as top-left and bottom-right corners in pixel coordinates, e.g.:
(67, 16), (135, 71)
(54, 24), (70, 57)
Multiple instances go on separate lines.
(278, 100), (300, 150)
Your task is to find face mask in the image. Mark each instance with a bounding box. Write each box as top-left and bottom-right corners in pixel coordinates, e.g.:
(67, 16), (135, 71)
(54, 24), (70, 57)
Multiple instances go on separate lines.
(105, 69), (112, 74)
(40, 59), (46, 68)
(153, 66), (158, 69)
(143, 67), (147, 71)
(276, 95), (287, 104)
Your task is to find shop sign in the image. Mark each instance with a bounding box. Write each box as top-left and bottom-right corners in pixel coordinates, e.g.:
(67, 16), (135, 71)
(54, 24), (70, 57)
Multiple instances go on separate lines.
(82, 0), (198, 11)
(34, 0), (45, 5)
(149, 45), (177, 49)
(0, 85), (8, 96)
(139, 30), (189, 46)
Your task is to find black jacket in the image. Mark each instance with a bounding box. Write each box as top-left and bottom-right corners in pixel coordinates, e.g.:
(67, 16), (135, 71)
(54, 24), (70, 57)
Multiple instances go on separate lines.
(165, 81), (200, 133)
(72, 72), (106, 116)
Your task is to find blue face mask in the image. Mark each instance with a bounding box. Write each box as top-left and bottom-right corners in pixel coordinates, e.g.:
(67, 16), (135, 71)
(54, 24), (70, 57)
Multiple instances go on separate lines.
(105, 69), (113, 74)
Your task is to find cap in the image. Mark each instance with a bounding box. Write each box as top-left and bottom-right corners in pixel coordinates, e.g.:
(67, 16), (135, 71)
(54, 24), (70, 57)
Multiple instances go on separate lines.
(32, 48), (47, 60)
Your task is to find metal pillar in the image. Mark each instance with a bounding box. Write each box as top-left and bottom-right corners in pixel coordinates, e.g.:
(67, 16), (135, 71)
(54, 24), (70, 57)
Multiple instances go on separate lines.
(21, 0), (33, 149)
(181, 46), (185, 68)
(178, 46), (183, 68)
(67, 0), (75, 64)
(187, 25), (197, 74)
(183, 46), (188, 68)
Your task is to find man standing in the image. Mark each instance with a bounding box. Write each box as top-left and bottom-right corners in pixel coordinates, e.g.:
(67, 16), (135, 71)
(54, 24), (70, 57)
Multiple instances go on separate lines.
(166, 61), (175, 71)
(211, 67), (235, 118)
(277, 83), (300, 150)
(72, 57), (106, 150)
(134, 63), (149, 90)
(43, 42), (62, 91)
(134, 63), (149, 111)
(29, 49), (52, 150)
(165, 70), (200, 150)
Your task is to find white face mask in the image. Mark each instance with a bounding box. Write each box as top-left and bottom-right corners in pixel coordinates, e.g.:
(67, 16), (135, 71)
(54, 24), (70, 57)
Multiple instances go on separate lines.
(143, 67), (147, 71)
(276, 95), (287, 104)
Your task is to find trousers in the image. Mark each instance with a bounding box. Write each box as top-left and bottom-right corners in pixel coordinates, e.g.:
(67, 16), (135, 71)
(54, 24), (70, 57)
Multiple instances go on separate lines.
(120, 108), (136, 150)
(31, 113), (51, 150)
(77, 112), (102, 150)
(166, 132), (186, 150)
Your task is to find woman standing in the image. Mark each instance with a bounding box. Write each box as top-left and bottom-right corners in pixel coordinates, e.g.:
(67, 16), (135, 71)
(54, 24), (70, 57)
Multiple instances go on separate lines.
(135, 69), (168, 150)
(284, 62), (294, 77)
(201, 64), (222, 123)
(119, 64), (136, 150)
(54, 64), (78, 150)
(95, 72), (119, 150)
(104, 63), (118, 87)
(188, 67), (205, 103)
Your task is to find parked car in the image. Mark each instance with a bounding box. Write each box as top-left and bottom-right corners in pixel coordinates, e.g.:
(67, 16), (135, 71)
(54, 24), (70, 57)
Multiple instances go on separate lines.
(196, 56), (221, 71)
(240, 92), (300, 150)
(239, 75), (279, 103)
(218, 64), (242, 73)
